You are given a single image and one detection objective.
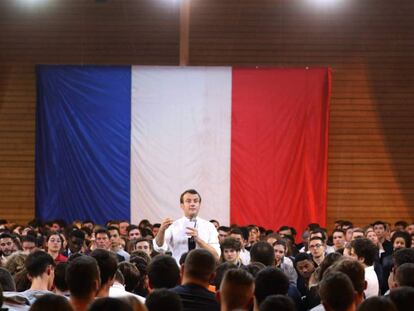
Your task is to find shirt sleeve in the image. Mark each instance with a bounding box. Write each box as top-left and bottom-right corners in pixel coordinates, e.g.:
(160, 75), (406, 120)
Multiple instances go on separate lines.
(153, 225), (172, 253)
(207, 222), (221, 257)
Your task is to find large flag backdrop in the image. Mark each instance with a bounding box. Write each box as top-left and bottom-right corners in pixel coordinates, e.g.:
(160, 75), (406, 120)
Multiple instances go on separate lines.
(36, 66), (331, 232)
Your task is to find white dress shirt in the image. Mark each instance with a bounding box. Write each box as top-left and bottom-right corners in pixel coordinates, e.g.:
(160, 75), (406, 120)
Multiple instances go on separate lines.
(153, 216), (221, 263)
(364, 265), (379, 298)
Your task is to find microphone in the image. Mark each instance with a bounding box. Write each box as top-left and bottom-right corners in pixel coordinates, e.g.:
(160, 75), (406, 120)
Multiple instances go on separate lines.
(188, 217), (197, 251)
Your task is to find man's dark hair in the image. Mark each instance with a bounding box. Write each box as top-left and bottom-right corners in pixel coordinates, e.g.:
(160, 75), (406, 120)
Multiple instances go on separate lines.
(372, 221), (386, 228)
(341, 221), (353, 229)
(114, 269), (125, 285)
(395, 221), (408, 229)
(184, 249), (216, 282)
(391, 231), (411, 248)
(94, 228), (110, 238)
(0, 233), (12, 240)
(90, 249), (118, 286)
(147, 255), (180, 289)
(66, 255), (100, 299)
(146, 289), (182, 311)
(310, 228), (328, 240)
(332, 229), (345, 236)
(294, 253), (313, 266)
(395, 263), (414, 287)
(250, 241), (275, 266)
(179, 189), (201, 204)
(107, 226), (120, 235)
(241, 262), (266, 278)
(350, 238), (377, 266)
(309, 236), (325, 245)
(357, 296), (397, 311)
(218, 226), (230, 233)
(126, 225), (140, 235)
(152, 223), (161, 229)
(393, 248), (414, 268)
(21, 235), (36, 244)
(214, 263), (237, 289)
(221, 237), (241, 252)
(259, 295), (295, 311)
(0, 267), (16, 291)
(25, 250), (55, 278)
(118, 261), (141, 292)
(88, 297), (133, 311)
(254, 267), (289, 306)
(54, 262), (69, 292)
(389, 287), (414, 311)
(330, 259), (366, 294)
(29, 293), (74, 311)
(230, 227), (248, 241)
(319, 271), (355, 311)
(220, 268), (255, 310)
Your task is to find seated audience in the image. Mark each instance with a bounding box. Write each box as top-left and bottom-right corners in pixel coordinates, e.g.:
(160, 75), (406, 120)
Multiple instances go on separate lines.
(219, 269), (254, 311)
(147, 255), (180, 290)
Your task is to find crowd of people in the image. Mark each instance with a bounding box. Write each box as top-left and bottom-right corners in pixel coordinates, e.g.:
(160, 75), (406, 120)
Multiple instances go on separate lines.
(0, 189), (414, 311)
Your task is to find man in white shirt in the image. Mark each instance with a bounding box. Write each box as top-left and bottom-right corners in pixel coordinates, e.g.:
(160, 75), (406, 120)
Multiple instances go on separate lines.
(153, 189), (220, 263)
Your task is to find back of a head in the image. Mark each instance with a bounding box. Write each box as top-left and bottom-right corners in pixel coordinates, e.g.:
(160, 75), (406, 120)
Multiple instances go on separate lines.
(214, 262), (237, 289)
(87, 297), (133, 311)
(389, 286), (414, 311)
(220, 268), (254, 311)
(29, 293), (74, 311)
(395, 263), (414, 287)
(241, 262), (266, 278)
(25, 250), (55, 278)
(259, 295), (296, 311)
(118, 262), (140, 292)
(184, 249), (216, 282)
(146, 289), (182, 311)
(0, 267), (16, 291)
(250, 242), (275, 266)
(350, 238), (377, 266)
(147, 255), (180, 289)
(66, 255), (100, 299)
(255, 267), (289, 306)
(393, 248), (414, 268)
(331, 259), (366, 294)
(54, 262), (69, 292)
(319, 271), (355, 311)
(357, 297), (397, 311)
(91, 248), (118, 286)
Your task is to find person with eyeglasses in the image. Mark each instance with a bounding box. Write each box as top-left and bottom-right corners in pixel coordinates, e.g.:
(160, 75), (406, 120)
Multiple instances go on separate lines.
(308, 236), (326, 267)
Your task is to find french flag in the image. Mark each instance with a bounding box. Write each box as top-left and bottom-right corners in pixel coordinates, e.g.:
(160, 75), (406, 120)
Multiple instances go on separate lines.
(36, 66), (330, 232)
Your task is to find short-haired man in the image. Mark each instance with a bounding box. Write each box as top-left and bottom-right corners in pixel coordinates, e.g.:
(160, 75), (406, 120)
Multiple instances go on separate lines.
(250, 241), (275, 267)
(373, 221), (392, 256)
(294, 253), (316, 298)
(135, 238), (153, 257)
(119, 221), (130, 237)
(21, 235), (36, 254)
(154, 189), (221, 263)
(217, 226), (230, 244)
(318, 271), (356, 311)
(332, 229), (346, 251)
(219, 269), (254, 311)
(127, 225), (142, 241)
(309, 236), (326, 267)
(146, 289), (183, 311)
(388, 248), (414, 291)
(254, 267), (289, 310)
(66, 255), (101, 311)
(394, 263), (414, 287)
(94, 228), (111, 250)
(91, 249), (119, 298)
(0, 233), (15, 264)
(350, 238), (379, 297)
(108, 226), (130, 262)
(170, 249), (219, 311)
(3, 250), (55, 308)
(147, 255), (181, 290)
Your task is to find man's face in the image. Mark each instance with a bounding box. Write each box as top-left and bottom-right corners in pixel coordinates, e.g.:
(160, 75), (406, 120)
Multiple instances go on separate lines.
(352, 232), (364, 240)
(406, 224), (414, 235)
(51, 223), (61, 232)
(309, 239), (325, 259)
(296, 260), (315, 279)
(180, 193), (201, 218)
(374, 224), (385, 239)
(230, 233), (245, 248)
(69, 237), (83, 253)
(279, 229), (292, 238)
(135, 241), (151, 256)
(95, 233), (110, 249)
(333, 232), (345, 248)
(109, 229), (121, 249)
(393, 237), (406, 250)
(345, 227), (353, 242)
(119, 222), (129, 236)
(22, 241), (36, 253)
(218, 230), (229, 244)
(128, 229), (141, 240)
(366, 231), (378, 245)
(223, 248), (239, 263)
(349, 248), (361, 262)
(0, 238), (14, 257)
(83, 222), (94, 230)
(248, 228), (259, 244)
